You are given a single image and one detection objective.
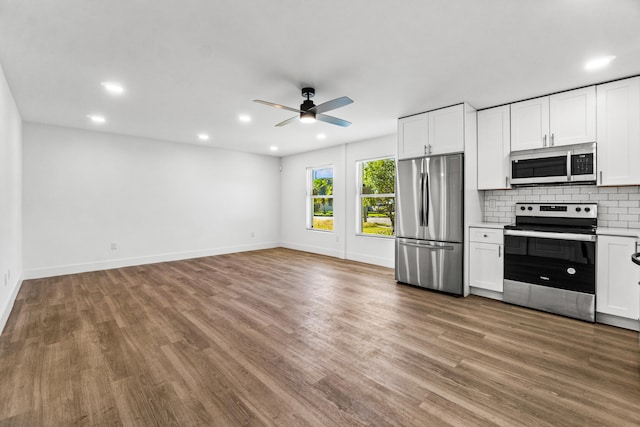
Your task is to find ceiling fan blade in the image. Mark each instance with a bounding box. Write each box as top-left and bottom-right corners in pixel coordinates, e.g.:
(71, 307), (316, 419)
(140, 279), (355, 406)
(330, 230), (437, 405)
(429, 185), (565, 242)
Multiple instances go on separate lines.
(317, 114), (351, 127)
(275, 116), (299, 127)
(253, 100), (302, 114)
(311, 96), (353, 114)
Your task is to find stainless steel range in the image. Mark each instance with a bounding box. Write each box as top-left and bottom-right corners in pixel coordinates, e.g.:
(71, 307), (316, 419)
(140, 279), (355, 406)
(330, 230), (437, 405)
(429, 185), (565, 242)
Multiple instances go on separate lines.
(503, 203), (597, 322)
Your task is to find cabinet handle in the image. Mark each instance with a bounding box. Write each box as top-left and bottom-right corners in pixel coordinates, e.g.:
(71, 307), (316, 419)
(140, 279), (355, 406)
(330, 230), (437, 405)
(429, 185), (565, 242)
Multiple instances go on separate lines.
(543, 134), (547, 147)
(424, 145), (427, 155)
(483, 234), (488, 238)
(498, 246), (502, 258)
(505, 176), (509, 188)
(551, 133), (555, 146)
(599, 171), (603, 185)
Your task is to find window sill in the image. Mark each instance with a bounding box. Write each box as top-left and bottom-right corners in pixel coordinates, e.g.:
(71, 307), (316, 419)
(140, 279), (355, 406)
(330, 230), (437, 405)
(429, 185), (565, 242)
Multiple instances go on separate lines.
(306, 228), (334, 233)
(355, 233), (395, 239)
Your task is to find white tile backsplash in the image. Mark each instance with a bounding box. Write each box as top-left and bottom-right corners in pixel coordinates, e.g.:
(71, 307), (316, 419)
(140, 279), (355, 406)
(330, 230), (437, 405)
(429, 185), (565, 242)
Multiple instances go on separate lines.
(482, 184), (640, 228)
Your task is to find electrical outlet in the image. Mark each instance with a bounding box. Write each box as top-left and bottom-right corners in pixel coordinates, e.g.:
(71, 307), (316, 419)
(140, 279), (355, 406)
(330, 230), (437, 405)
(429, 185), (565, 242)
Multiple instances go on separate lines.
(489, 199), (496, 208)
(111, 242), (118, 250)
(250, 232), (255, 238)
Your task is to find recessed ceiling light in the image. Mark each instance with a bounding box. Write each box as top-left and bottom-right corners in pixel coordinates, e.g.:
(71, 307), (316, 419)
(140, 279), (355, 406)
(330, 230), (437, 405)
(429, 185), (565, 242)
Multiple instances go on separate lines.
(269, 146), (278, 151)
(87, 114), (106, 124)
(101, 81), (125, 94)
(197, 133), (210, 141)
(585, 56), (616, 71)
(238, 114), (251, 123)
(317, 133), (327, 140)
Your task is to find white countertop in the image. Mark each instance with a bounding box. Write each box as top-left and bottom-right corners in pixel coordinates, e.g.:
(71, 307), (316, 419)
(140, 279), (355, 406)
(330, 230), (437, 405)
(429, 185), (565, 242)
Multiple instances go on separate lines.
(469, 222), (509, 229)
(596, 227), (640, 238)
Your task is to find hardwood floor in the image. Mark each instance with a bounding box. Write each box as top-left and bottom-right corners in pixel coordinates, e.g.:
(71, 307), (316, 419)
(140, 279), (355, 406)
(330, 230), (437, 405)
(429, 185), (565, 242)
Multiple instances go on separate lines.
(1, 248), (639, 426)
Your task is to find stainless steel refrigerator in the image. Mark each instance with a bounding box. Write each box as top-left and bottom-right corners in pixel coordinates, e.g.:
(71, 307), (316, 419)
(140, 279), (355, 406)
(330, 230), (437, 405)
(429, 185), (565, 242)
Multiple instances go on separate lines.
(395, 153), (464, 295)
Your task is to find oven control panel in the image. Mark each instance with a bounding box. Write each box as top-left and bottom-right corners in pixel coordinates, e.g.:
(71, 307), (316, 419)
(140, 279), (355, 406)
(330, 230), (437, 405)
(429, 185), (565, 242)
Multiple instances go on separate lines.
(515, 203), (597, 219)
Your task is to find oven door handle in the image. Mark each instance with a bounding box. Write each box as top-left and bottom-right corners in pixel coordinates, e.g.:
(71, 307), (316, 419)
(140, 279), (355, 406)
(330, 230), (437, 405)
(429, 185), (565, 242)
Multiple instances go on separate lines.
(504, 229), (596, 242)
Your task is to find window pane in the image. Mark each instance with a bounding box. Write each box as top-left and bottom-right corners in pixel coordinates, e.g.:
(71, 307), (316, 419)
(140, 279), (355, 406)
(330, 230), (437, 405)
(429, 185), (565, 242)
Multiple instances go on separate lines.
(312, 168), (333, 196)
(361, 197), (394, 236)
(312, 197), (333, 230)
(361, 159), (395, 195)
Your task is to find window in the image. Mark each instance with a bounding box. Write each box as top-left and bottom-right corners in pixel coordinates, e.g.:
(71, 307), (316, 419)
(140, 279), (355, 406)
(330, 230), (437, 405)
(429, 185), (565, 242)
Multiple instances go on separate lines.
(357, 158), (395, 237)
(308, 166), (334, 231)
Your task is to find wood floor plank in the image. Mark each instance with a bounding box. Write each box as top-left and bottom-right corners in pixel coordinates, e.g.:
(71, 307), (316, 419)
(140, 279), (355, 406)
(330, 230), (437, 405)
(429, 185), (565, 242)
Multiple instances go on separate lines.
(1, 248), (639, 426)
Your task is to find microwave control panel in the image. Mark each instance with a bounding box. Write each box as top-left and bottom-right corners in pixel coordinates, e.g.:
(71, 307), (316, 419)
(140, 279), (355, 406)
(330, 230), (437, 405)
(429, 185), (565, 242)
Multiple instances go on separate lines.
(571, 153), (594, 175)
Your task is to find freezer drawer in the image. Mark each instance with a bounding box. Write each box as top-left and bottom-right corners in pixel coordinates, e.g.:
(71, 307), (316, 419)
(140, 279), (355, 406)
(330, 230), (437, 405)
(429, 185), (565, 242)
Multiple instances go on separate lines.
(395, 238), (463, 295)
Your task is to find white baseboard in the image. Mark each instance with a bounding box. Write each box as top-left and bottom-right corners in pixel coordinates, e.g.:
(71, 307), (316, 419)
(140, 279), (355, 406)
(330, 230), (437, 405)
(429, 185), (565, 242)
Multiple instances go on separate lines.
(345, 252), (394, 268)
(23, 241), (280, 280)
(279, 241), (345, 259)
(0, 274), (23, 335)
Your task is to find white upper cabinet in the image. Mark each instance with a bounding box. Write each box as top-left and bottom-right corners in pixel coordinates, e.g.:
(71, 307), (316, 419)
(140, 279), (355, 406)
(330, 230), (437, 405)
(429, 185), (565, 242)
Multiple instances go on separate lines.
(510, 86), (596, 152)
(510, 96), (550, 151)
(549, 86), (596, 147)
(398, 113), (429, 160)
(477, 105), (511, 190)
(596, 76), (640, 186)
(398, 104), (464, 159)
(428, 104), (464, 156)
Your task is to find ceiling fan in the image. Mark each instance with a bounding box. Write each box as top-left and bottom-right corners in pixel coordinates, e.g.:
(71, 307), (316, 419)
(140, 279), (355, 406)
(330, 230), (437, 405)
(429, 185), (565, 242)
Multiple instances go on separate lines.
(254, 87), (353, 127)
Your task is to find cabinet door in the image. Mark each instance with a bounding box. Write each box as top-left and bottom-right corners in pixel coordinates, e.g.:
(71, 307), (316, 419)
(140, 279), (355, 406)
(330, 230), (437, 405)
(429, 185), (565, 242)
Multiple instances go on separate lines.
(597, 77), (640, 186)
(469, 241), (504, 292)
(428, 104), (464, 155)
(510, 96), (549, 151)
(398, 113), (428, 159)
(477, 106), (511, 190)
(549, 86), (596, 147)
(596, 235), (640, 319)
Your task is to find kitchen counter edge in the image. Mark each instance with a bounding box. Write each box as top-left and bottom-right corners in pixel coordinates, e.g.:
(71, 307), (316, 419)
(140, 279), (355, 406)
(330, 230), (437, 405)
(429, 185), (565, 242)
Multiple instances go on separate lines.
(469, 222), (509, 229)
(596, 227), (640, 238)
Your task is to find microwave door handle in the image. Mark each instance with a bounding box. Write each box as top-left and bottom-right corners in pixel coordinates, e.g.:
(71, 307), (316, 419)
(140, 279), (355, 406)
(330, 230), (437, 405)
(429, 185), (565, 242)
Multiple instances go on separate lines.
(567, 152), (571, 182)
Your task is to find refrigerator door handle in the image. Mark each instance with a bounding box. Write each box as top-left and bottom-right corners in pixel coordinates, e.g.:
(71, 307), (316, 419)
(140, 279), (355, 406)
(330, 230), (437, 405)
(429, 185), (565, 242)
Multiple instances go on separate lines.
(399, 241), (455, 251)
(423, 172), (429, 226)
(419, 172), (425, 226)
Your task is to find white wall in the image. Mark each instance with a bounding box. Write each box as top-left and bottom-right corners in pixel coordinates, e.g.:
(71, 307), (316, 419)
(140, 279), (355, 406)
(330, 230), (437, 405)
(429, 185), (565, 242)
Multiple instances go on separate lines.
(280, 144), (346, 259)
(23, 123), (281, 278)
(345, 135), (396, 268)
(280, 135), (396, 267)
(0, 62), (23, 333)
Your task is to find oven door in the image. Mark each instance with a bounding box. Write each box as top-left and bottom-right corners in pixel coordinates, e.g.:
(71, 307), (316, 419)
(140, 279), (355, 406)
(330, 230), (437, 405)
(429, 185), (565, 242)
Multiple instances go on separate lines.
(503, 230), (596, 293)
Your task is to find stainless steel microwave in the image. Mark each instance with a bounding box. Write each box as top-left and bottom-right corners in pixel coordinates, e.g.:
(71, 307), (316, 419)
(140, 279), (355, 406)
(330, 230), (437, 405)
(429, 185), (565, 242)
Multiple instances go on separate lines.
(510, 143), (596, 186)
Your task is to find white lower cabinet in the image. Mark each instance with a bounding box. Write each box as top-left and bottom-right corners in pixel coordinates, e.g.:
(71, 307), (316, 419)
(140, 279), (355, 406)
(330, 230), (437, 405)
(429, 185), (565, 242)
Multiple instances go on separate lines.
(469, 227), (504, 293)
(596, 234), (640, 320)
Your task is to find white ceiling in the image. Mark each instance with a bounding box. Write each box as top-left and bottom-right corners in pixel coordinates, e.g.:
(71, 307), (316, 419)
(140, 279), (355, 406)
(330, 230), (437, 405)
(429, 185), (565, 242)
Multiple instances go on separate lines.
(1, 0), (639, 157)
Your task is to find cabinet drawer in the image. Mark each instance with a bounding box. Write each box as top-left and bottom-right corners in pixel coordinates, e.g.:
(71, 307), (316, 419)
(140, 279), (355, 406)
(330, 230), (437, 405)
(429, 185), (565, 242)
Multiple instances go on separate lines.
(469, 227), (503, 244)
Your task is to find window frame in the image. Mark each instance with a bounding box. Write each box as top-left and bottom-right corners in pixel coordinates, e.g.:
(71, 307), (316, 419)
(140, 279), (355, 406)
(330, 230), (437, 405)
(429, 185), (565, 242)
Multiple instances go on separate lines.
(306, 165), (334, 232)
(356, 156), (396, 238)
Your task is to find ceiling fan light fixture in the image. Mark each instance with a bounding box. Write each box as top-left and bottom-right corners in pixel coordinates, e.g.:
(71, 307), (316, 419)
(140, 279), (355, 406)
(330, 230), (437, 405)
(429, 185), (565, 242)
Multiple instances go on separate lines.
(300, 110), (316, 124)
